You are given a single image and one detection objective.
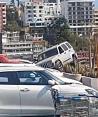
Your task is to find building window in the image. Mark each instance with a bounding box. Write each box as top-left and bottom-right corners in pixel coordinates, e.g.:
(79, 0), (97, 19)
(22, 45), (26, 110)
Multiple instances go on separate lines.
(26, 6), (31, 9)
(71, 2), (75, 6)
(3, 21), (5, 23)
(69, 20), (72, 23)
(28, 15), (31, 17)
(68, 7), (71, 11)
(28, 10), (31, 13)
(33, 6), (36, 9)
(39, 10), (42, 13)
(2, 5), (5, 7)
(39, 14), (42, 17)
(2, 9), (5, 11)
(39, 6), (43, 9)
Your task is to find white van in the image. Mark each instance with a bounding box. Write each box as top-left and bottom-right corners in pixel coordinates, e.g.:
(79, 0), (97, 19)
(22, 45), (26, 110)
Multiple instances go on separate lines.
(37, 41), (77, 71)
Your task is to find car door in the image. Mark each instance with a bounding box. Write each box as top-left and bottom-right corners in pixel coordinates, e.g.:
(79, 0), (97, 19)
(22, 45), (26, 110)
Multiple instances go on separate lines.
(0, 71), (21, 116)
(17, 70), (55, 116)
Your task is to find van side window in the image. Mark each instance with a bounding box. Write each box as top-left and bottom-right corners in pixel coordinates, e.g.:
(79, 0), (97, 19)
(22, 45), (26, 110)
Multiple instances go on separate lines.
(61, 44), (68, 51)
(45, 48), (58, 58)
(58, 46), (64, 54)
(0, 71), (18, 85)
(17, 71), (48, 85)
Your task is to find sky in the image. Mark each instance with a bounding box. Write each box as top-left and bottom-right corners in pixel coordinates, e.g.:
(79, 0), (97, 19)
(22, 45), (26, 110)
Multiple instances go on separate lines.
(95, 0), (98, 8)
(0, 0), (98, 8)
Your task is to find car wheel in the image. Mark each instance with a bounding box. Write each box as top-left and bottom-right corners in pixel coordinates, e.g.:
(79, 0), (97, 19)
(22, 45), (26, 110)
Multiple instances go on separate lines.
(55, 60), (64, 72)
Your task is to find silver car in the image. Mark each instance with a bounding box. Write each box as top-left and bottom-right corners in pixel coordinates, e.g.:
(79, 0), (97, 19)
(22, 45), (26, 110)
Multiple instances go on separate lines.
(0, 64), (97, 116)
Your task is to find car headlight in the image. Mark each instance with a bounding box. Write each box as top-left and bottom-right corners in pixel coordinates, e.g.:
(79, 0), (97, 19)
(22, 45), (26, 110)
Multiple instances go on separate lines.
(85, 89), (98, 97)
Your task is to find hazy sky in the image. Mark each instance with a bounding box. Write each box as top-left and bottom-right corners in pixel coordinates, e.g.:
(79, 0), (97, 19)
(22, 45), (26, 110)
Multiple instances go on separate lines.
(95, 0), (98, 8)
(1, 0), (98, 8)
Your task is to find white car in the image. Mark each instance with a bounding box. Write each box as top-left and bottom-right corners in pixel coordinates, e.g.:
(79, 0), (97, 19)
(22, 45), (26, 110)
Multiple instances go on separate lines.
(0, 64), (97, 117)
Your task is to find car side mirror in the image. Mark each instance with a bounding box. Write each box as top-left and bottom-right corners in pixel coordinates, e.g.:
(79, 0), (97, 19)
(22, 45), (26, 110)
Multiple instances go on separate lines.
(48, 80), (56, 86)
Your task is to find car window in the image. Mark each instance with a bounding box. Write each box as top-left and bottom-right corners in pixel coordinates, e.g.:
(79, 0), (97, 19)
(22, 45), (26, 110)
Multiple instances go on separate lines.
(45, 48), (58, 58)
(58, 46), (64, 54)
(17, 71), (49, 85)
(0, 71), (18, 85)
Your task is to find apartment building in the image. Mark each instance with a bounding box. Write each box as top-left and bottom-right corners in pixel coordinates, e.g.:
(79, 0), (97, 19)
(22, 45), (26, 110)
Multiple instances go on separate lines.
(22, 0), (61, 27)
(61, 0), (95, 36)
(44, 0), (61, 25)
(2, 31), (32, 56)
(20, 0), (61, 46)
(2, 31), (47, 59)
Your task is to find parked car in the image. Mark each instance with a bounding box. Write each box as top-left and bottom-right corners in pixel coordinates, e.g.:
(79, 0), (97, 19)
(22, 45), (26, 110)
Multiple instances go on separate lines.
(0, 64), (97, 116)
(37, 41), (77, 71)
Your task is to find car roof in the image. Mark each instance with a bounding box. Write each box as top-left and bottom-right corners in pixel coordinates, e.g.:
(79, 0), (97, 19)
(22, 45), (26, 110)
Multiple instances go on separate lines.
(39, 41), (68, 55)
(0, 63), (44, 72)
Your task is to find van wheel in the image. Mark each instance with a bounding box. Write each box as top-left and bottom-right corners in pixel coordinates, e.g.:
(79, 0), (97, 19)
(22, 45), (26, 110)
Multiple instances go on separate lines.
(55, 60), (64, 72)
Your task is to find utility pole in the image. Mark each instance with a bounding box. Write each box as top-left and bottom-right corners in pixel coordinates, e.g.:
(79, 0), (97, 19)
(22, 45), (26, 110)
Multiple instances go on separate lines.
(0, 33), (2, 54)
(94, 33), (98, 76)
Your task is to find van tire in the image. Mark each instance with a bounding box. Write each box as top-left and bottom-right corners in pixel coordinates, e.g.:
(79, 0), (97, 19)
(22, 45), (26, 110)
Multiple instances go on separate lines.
(55, 60), (64, 72)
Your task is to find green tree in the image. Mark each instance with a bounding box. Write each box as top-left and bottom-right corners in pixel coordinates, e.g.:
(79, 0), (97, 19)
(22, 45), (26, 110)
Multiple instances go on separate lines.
(44, 17), (75, 45)
(5, 6), (21, 31)
(44, 17), (89, 51)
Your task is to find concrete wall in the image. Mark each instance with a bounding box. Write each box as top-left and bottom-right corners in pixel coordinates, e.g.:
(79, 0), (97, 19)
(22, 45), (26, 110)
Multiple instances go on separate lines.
(63, 72), (98, 91)
(82, 76), (98, 91)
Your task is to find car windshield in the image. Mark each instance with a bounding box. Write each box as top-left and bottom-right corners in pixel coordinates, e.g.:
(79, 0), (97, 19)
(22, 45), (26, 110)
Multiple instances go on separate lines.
(40, 70), (66, 85)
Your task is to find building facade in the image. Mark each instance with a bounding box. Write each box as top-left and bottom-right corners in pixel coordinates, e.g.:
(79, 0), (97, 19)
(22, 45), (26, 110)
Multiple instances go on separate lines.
(22, 0), (61, 27)
(94, 9), (98, 33)
(61, 0), (95, 36)
(2, 31), (47, 60)
(0, 2), (6, 29)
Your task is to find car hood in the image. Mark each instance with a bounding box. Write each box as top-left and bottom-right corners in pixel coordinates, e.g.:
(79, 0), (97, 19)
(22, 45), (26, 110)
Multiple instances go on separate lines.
(52, 84), (93, 96)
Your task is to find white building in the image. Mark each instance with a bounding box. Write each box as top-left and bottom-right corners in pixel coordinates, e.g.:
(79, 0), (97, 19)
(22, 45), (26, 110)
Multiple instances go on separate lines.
(44, 0), (61, 25)
(22, 0), (61, 27)
(61, 0), (95, 35)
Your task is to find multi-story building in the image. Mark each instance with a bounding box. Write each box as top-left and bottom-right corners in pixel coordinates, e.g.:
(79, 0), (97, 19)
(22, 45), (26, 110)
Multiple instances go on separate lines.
(22, 0), (61, 27)
(2, 31), (48, 60)
(21, 0), (61, 44)
(2, 31), (32, 57)
(61, 0), (95, 36)
(0, 8), (3, 32)
(44, 0), (61, 25)
(94, 9), (98, 33)
(0, 2), (6, 29)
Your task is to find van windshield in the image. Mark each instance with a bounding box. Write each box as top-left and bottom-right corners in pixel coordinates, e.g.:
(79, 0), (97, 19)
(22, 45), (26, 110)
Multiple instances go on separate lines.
(61, 44), (68, 51)
(65, 42), (72, 48)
